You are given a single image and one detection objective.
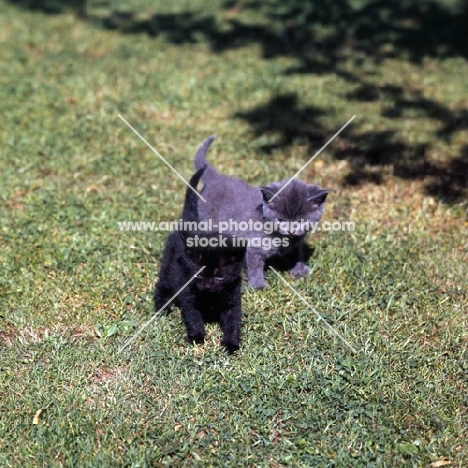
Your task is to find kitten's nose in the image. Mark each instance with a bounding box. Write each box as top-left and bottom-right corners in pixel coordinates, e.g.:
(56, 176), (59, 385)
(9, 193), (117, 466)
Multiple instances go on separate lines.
(287, 227), (303, 237)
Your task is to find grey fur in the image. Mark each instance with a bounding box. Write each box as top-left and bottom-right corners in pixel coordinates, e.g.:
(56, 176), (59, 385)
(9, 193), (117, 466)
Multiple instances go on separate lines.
(194, 136), (330, 289)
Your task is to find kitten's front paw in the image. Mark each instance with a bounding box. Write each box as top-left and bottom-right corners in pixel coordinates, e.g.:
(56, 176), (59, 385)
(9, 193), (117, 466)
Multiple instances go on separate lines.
(154, 301), (173, 313)
(290, 263), (311, 278)
(249, 277), (267, 289)
(221, 338), (240, 354)
(187, 334), (205, 345)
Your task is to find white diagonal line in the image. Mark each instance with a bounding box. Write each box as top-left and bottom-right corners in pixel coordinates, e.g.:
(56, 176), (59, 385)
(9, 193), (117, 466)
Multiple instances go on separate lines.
(118, 114), (207, 202)
(269, 266), (358, 353)
(117, 266), (206, 353)
(268, 115), (356, 202)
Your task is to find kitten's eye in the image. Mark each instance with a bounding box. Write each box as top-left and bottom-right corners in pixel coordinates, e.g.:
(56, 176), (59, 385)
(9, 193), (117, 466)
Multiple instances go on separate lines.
(186, 250), (202, 263)
(277, 218), (286, 223)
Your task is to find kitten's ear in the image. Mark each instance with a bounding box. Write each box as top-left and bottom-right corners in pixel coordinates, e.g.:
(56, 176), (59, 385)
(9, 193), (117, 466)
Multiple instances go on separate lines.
(307, 189), (329, 205)
(180, 231), (195, 253)
(260, 186), (277, 202)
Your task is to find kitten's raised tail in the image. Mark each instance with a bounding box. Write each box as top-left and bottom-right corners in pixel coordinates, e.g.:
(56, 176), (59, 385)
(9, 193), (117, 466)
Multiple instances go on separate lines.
(194, 135), (216, 172)
(182, 166), (207, 223)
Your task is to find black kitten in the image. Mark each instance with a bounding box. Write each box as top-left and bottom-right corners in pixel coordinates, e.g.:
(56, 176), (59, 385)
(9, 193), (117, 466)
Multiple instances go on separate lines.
(154, 167), (246, 353)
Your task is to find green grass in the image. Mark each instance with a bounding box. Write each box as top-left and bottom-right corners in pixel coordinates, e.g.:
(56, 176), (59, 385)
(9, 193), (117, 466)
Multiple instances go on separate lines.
(1, 0), (467, 466)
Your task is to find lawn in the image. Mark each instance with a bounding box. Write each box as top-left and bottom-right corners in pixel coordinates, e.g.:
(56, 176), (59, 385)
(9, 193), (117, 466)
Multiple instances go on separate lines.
(0, 0), (467, 466)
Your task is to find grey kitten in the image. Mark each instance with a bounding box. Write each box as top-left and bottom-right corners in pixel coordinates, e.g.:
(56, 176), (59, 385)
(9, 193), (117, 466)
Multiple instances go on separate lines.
(194, 136), (329, 289)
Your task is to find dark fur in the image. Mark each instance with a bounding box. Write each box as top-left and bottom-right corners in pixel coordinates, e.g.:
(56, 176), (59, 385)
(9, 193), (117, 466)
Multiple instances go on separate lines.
(154, 167), (246, 353)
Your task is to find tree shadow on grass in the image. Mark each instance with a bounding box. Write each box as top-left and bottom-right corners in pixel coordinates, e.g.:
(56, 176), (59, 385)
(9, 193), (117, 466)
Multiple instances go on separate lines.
(10, 0), (468, 61)
(9, 0), (468, 202)
(234, 94), (330, 153)
(7, 0), (87, 16)
(341, 82), (467, 201)
(422, 146), (468, 200)
(235, 87), (468, 202)
(111, 0), (468, 62)
(232, 77), (468, 202)
(104, 0), (468, 203)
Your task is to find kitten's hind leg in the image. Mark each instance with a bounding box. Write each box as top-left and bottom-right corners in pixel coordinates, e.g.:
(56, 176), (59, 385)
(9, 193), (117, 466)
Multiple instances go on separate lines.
(220, 306), (241, 354)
